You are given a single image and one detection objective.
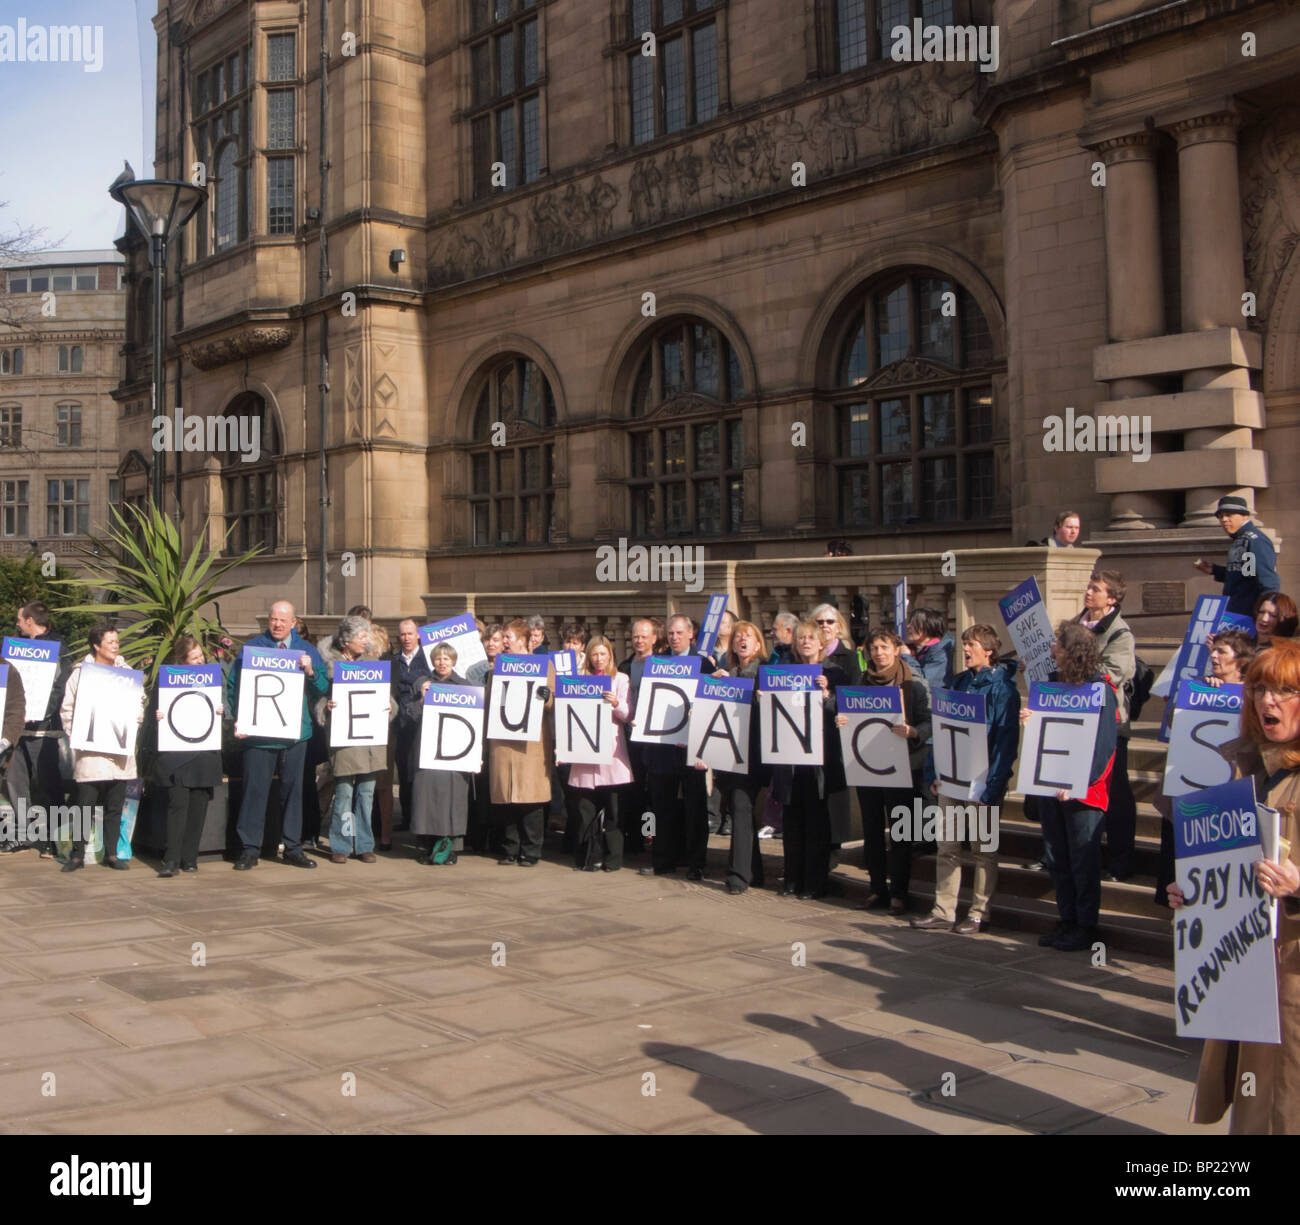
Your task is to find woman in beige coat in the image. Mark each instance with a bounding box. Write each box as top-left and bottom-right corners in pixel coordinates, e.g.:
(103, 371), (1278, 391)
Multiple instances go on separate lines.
(488, 618), (554, 866)
(1171, 638), (1300, 1133)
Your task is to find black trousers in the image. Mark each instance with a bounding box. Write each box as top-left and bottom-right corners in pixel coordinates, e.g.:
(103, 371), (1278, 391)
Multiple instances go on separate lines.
(1102, 737), (1136, 877)
(575, 786), (625, 869)
(237, 740), (309, 855)
(498, 803), (544, 862)
(720, 776), (764, 888)
(71, 779), (128, 862)
(1155, 816), (1176, 907)
(394, 720), (419, 828)
(783, 771), (831, 895)
(9, 734), (64, 850)
(164, 784), (212, 866)
(623, 744), (650, 855)
(648, 768), (708, 873)
(858, 785), (915, 900)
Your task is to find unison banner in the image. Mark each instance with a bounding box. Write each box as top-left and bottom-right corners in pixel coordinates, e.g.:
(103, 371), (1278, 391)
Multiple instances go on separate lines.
(758, 665), (823, 767)
(631, 656), (701, 747)
(1172, 777), (1280, 1043)
(1015, 681), (1105, 799)
(836, 686), (910, 788)
(554, 674), (615, 765)
(329, 659), (392, 748)
(487, 654), (548, 742)
(1163, 680), (1243, 798)
(1154, 595), (1228, 740)
(3, 636), (59, 722)
(931, 687), (989, 801)
(235, 645), (306, 740)
(419, 613), (488, 678)
(894, 579), (908, 638)
(695, 593), (730, 658)
(550, 650), (579, 678)
(419, 683), (486, 772)
(157, 664), (223, 753)
(69, 662), (145, 757)
(686, 673), (753, 773)
(998, 577), (1054, 683)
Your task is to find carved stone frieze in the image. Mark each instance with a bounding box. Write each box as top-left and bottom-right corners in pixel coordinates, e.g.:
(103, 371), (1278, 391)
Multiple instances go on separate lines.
(183, 326), (292, 371)
(1242, 107), (1300, 329)
(862, 356), (957, 388)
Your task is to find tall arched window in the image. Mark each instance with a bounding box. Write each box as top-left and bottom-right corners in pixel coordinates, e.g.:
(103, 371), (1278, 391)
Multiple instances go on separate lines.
(221, 393), (280, 554)
(468, 356), (557, 546)
(626, 318), (745, 538)
(829, 269), (1001, 528)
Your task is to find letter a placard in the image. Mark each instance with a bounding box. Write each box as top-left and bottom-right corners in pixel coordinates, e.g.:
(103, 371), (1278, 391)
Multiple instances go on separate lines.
(70, 661), (146, 756)
(157, 664), (223, 752)
(235, 645), (305, 740)
(686, 674), (753, 772)
(419, 683), (486, 771)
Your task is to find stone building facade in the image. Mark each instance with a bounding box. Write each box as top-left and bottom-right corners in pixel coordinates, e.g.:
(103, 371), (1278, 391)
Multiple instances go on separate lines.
(0, 250), (125, 567)
(119, 0), (1298, 634)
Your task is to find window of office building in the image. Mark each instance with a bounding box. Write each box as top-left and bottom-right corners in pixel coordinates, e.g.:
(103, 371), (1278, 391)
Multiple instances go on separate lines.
(469, 2), (542, 198)
(626, 0), (719, 145)
(192, 44), (250, 253)
(46, 478), (90, 536)
(1, 480), (27, 536)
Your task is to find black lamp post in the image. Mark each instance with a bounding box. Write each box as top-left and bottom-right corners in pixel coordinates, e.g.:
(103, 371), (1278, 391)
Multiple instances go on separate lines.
(109, 179), (207, 509)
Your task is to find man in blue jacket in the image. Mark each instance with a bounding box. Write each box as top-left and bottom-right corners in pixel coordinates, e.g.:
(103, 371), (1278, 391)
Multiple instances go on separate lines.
(226, 600), (328, 870)
(1193, 495), (1279, 617)
(913, 624), (1020, 934)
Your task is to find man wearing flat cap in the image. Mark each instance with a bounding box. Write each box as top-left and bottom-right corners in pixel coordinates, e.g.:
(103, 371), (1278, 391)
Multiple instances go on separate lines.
(1193, 495), (1279, 616)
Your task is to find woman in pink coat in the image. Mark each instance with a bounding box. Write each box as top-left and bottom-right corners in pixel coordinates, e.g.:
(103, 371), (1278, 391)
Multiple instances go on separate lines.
(567, 635), (633, 871)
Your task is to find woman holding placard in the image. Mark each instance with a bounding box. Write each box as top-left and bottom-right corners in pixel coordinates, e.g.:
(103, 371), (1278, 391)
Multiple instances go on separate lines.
(1025, 623), (1119, 952)
(153, 635), (224, 877)
(710, 620), (770, 894)
(59, 624), (146, 872)
(775, 619), (848, 900)
(840, 629), (932, 916)
(407, 643), (474, 866)
(1172, 638), (1300, 1133)
(317, 616), (395, 865)
(566, 636), (632, 871)
(1203, 628), (1256, 688)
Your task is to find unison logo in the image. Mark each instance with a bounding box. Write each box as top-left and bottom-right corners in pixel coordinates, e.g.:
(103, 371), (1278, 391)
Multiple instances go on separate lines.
(0, 20), (104, 72)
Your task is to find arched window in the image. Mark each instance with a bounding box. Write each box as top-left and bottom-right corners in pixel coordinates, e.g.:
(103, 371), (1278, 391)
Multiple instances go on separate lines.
(468, 356), (557, 546)
(626, 318), (745, 538)
(221, 393), (280, 554)
(829, 269), (1001, 528)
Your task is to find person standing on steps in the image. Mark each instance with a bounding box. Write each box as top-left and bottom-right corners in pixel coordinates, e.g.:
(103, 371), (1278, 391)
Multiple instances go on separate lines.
(1193, 494), (1279, 618)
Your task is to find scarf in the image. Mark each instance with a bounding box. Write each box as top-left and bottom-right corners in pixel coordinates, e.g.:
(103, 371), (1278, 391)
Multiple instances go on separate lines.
(865, 656), (911, 688)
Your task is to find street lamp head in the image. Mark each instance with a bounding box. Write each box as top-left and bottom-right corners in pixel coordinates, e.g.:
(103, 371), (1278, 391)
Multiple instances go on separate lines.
(110, 178), (207, 246)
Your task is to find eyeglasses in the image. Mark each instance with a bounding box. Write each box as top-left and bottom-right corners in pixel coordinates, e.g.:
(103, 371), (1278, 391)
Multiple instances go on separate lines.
(814, 618), (837, 625)
(1245, 685), (1300, 702)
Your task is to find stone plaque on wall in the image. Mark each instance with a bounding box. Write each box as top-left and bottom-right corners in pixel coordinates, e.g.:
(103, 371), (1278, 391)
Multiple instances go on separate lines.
(1142, 581), (1185, 614)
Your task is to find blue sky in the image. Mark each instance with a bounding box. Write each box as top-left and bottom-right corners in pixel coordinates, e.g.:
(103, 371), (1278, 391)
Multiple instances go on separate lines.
(0, 0), (154, 252)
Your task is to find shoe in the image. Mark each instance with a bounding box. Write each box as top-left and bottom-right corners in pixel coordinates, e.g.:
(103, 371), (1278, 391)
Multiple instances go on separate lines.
(601, 863), (619, 872)
(639, 866), (670, 876)
(1028, 857), (1047, 871)
(359, 852), (377, 863)
(757, 826), (775, 839)
(856, 892), (889, 911)
(953, 917), (985, 935)
(180, 862), (198, 873)
(779, 884), (799, 896)
(233, 851), (258, 871)
(61, 856), (84, 873)
(282, 851), (317, 869)
(686, 867), (703, 881)
(39, 847), (55, 859)
(1038, 923), (1067, 947)
(889, 898), (906, 916)
(0, 841), (26, 854)
(378, 842), (392, 852)
(498, 856), (518, 865)
(1053, 925), (1098, 952)
(157, 862), (178, 878)
(518, 857), (538, 867)
(718, 820), (732, 837)
(445, 852), (459, 866)
(103, 857), (130, 871)
(910, 915), (950, 931)
(330, 853), (348, 864)
(726, 881), (747, 895)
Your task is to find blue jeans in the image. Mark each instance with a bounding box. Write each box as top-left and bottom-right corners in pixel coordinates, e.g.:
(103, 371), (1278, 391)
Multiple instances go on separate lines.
(1040, 799), (1104, 929)
(330, 773), (377, 856)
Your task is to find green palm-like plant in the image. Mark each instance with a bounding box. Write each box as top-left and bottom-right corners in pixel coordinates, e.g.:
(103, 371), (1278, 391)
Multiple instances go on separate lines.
(55, 502), (262, 683)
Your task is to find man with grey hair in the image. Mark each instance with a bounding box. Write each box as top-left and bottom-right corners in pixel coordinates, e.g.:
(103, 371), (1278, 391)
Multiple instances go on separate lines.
(771, 612), (798, 664)
(527, 615), (549, 654)
(226, 600), (328, 870)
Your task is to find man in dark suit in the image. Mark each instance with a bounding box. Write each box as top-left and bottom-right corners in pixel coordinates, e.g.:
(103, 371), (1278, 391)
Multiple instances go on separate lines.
(390, 618), (431, 829)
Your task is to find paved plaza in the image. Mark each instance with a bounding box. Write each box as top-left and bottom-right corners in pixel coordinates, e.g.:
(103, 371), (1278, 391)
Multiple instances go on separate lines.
(0, 841), (1223, 1135)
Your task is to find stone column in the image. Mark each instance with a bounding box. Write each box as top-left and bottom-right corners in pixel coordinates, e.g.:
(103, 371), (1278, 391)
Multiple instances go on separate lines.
(1173, 110), (1253, 527)
(1096, 131), (1172, 529)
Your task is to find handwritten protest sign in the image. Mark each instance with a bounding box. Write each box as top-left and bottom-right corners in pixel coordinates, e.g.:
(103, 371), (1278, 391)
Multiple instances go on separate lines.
(1173, 778), (1280, 1043)
(758, 665), (823, 766)
(70, 662), (145, 756)
(998, 577), (1054, 683)
(1015, 681), (1105, 799)
(3, 636), (59, 722)
(487, 654), (548, 742)
(631, 656), (701, 747)
(837, 686), (910, 788)
(554, 674), (615, 765)
(419, 614), (488, 678)
(329, 659), (392, 748)
(158, 664), (223, 752)
(686, 674), (753, 772)
(419, 683), (485, 772)
(235, 645), (306, 740)
(932, 687), (989, 801)
(1163, 680), (1243, 798)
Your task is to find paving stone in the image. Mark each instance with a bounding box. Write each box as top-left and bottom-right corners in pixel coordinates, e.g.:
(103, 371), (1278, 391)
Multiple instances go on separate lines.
(516, 1006), (753, 1071)
(92, 1035), (312, 1096)
(0, 979), (137, 1022)
(370, 1040), (582, 1107)
(387, 1097), (608, 1134)
(372, 963), (519, 999)
(237, 976), (420, 1022)
(528, 971), (695, 1015)
(243, 1072), (439, 1128)
(19, 916), (187, 950)
(8, 944), (168, 981)
(652, 952), (808, 992)
(25, 1087), (323, 1134)
(501, 941), (639, 980)
(257, 1011), (461, 1065)
(398, 988), (586, 1039)
(100, 961), (303, 1001)
(0, 1059), (140, 1121)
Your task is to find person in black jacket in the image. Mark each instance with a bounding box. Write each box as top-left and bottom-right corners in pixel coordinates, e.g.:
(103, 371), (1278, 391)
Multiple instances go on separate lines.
(153, 635), (224, 877)
(390, 618), (431, 829)
(618, 618), (658, 860)
(4, 601), (69, 857)
(811, 603), (863, 685)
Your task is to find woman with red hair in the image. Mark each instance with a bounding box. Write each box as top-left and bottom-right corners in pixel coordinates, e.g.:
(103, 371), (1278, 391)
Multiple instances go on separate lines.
(1255, 592), (1299, 647)
(1171, 638), (1300, 1132)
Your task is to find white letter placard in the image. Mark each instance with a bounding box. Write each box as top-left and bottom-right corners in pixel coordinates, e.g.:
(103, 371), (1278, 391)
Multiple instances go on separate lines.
(554, 674), (614, 765)
(631, 656), (701, 747)
(419, 683), (486, 772)
(1015, 681), (1104, 799)
(3, 636), (59, 723)
(837, 686), (910, 788)
(932, 687), (988, 801)
(329, 659), (392, 748)
(1163, 680), (1242, 798)
(235, 645), (306, 741)
(687, 674), (753, 772)
(70, 662), (145, 757)
(758, 665), (823, 767)
(158, 664), (223, 752)
(487, 654), (548, 742)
